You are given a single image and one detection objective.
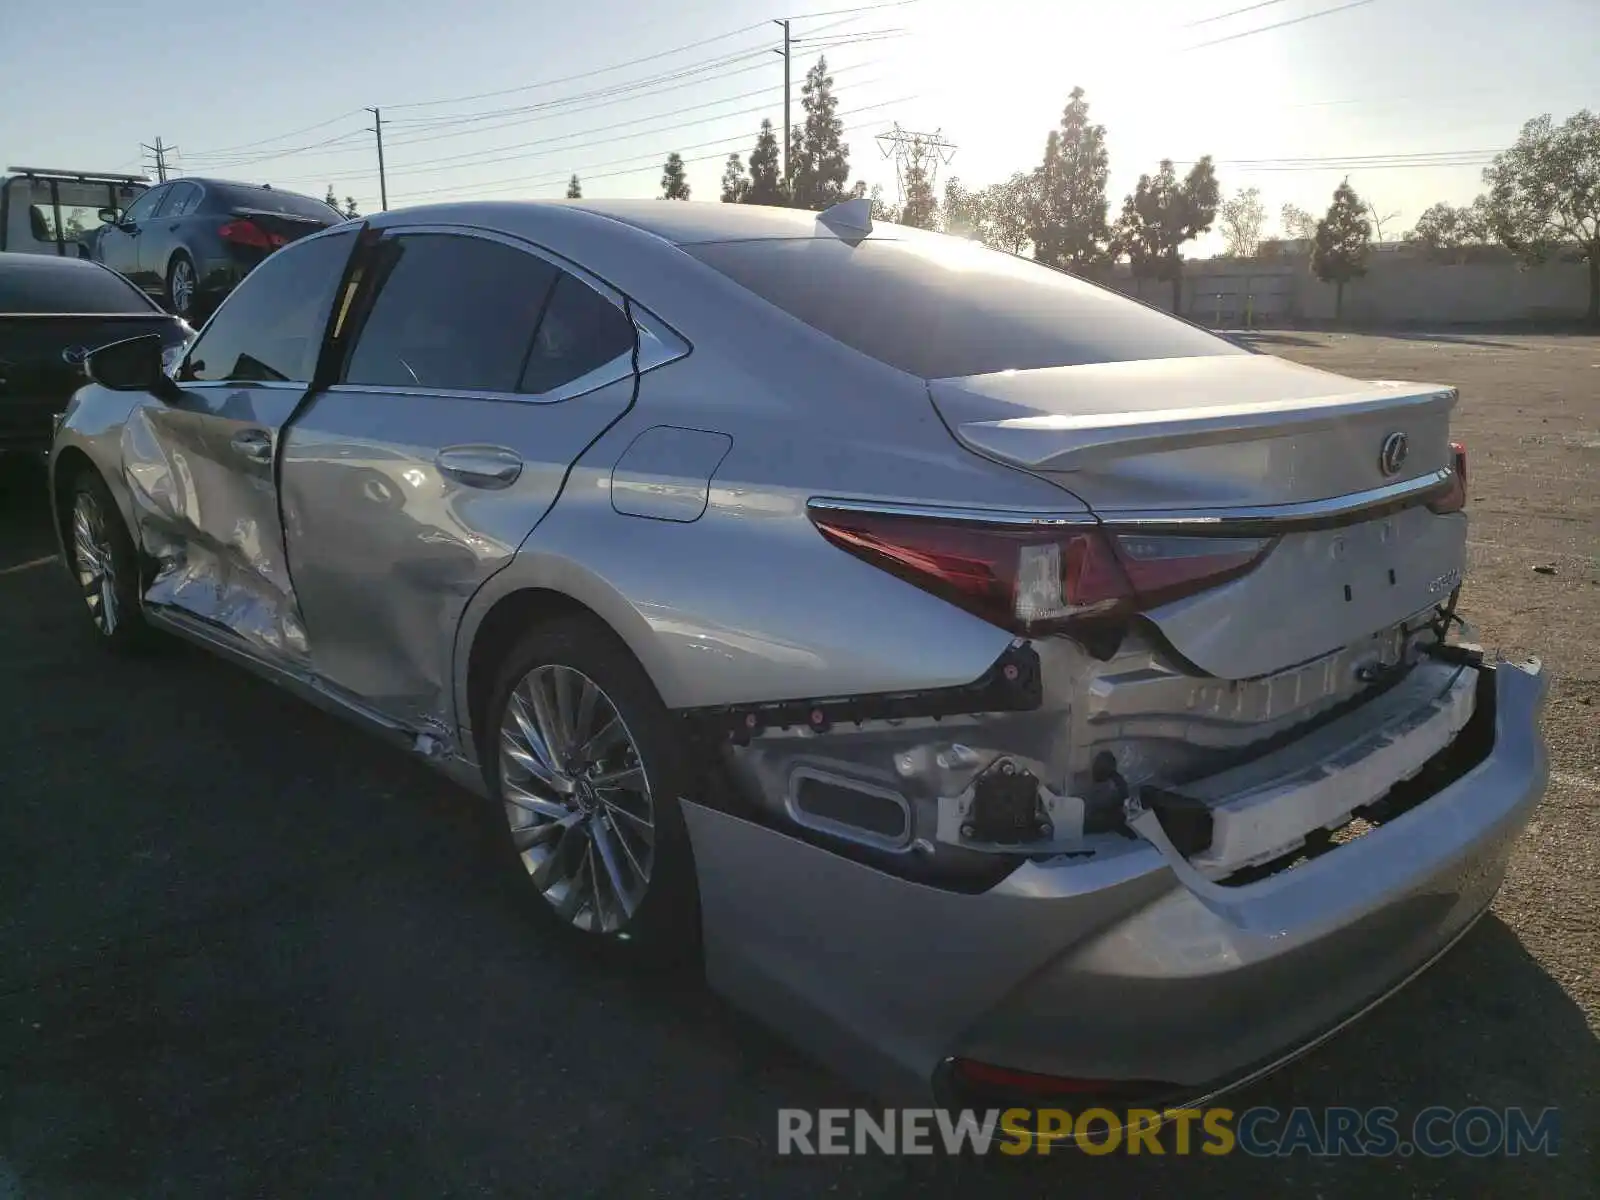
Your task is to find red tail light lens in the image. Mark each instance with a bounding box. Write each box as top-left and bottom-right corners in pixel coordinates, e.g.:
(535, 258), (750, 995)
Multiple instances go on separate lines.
(219, 219), (286, 249)
(1428, 441), (1468, 514)
(807, 507), (1273, 636)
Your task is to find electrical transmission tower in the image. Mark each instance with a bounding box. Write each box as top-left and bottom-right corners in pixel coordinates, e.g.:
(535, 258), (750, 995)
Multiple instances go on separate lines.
(875, 124), (957, 205)
(140, 137), (177, 183)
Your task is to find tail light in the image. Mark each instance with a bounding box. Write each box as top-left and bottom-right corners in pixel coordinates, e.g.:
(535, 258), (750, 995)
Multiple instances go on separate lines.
(807, 506), (1273, 637)
(219, 219), (287, 249)
(1428, 441), (1468, 514)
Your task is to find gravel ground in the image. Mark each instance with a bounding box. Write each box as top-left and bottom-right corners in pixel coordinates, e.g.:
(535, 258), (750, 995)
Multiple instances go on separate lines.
(0, 331), (1595, 1198)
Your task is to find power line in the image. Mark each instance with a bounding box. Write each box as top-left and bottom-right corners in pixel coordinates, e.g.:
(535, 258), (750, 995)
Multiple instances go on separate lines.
(1184, 0), (1299, 27)
(390, 97), (915, 202)
(1187, 0), (1379, 48)
(181, 110), (367, 160)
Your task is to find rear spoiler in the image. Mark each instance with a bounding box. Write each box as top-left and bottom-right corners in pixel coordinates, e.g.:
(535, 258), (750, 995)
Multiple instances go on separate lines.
(948, 386), (1459, 472)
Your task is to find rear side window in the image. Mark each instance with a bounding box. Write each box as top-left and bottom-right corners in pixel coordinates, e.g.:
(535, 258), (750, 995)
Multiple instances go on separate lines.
(518, 272), (635, 395)
(684, 235), (1245, 379)
(0, 260), (153, 314)
(343, 233), (559, 392)
(181, 230), (355, 383)
(208, 183), (342, 223)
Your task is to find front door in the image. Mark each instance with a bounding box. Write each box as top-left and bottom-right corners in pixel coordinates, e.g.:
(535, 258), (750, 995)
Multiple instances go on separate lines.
(279, 227), (642, 734)
(125, 226), (357, 670)
(96, 184), (165, 291)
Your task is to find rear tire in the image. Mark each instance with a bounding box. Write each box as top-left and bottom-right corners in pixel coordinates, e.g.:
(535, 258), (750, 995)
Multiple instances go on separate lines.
(165, 253), (198, 321)
(66, 470), (150, 652)
(482, 614), (699, 965)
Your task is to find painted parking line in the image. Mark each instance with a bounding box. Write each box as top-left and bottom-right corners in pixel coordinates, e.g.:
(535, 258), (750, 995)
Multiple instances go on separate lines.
(0, 554), (58, 576)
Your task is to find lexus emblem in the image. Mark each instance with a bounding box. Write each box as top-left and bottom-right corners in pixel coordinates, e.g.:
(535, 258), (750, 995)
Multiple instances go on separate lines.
(61, 345), (90, 366)
(1379, 431), (1409, 477)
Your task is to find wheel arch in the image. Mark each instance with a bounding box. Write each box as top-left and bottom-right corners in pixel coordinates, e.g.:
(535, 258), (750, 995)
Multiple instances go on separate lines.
(456, 568), (670, 768)
(51, 444), (101, 553)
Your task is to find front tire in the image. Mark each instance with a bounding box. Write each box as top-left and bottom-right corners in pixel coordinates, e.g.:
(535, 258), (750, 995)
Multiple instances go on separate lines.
(67, 471), (149, 651)
(483, 614), (699, 962)
(165, 253), (198, 321)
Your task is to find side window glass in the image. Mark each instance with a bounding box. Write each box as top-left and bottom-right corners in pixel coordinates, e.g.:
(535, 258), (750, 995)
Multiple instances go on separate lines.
(519, 272), (636, 395)
(121, 187), (164, 223)
(343, 234), (557, 392)
(161, 183), (199, 217)
(181, 230), (355, 384)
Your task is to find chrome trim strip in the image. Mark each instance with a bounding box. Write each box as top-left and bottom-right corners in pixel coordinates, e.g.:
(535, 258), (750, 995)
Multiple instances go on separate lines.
(1099, 468), (1456, 535)
(809, 468), (1455, 536)
(806, 498), (1096, 527)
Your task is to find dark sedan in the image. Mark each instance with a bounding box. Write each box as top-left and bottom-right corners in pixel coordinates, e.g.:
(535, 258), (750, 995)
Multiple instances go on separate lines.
(93, 178), (343, 321)
(0, 253), (191, 453)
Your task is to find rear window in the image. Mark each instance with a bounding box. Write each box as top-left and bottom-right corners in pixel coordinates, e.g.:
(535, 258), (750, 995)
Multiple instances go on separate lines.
(684, 235), (1245, 379)
(0, 259), (153, 314)
(207, 184), (341, 222)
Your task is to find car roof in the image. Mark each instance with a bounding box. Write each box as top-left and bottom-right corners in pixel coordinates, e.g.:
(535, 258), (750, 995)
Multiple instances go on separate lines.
(0, 252), (116, 278)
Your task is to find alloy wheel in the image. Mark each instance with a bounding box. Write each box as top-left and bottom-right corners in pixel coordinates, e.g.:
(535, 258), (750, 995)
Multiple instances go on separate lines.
(71, 491), (119, 636)
(497, 664), (657, 935)
(170, 259), (195, 316)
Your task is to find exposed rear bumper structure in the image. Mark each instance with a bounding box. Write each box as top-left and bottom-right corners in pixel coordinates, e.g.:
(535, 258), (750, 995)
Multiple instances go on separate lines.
(681, 657), (1547, 1104)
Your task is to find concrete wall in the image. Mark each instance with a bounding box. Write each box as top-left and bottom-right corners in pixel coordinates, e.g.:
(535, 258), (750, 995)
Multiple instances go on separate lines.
(1102, 248), (1594, 325)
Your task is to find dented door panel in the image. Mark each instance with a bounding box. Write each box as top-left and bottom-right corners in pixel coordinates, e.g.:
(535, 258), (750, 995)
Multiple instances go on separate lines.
(123, 381), (309, 665)
(279, 376), (636, 735)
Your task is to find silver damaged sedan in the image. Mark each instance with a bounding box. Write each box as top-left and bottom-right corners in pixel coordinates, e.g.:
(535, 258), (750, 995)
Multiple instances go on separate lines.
(50, 198), (1549, 1108)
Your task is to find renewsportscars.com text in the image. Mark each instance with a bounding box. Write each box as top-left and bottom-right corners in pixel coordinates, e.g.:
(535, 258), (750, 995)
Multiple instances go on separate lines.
(777, 1106), (1561, 1157)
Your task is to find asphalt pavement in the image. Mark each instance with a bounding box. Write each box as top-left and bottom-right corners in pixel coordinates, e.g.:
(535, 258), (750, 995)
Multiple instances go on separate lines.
(0, 453), (1593, 1199)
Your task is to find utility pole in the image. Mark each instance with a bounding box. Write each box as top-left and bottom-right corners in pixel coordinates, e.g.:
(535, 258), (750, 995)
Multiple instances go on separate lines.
(366, 106), (388, 212)
(140, 137), (173, 183)
(773, 19), (790, 186)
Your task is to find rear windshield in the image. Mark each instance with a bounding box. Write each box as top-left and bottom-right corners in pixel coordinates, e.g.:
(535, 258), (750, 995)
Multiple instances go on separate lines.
(684, 235), (1245, 379)
(208, 184), (341, 222)
(0, 258), (153, 314)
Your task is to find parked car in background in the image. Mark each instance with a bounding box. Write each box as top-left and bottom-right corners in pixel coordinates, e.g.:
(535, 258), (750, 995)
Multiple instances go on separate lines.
(49, 199), (1546, 1112)
(0, 253), (190, 454)
(1, 167), (149, 259)
(93, 178), (343, 321)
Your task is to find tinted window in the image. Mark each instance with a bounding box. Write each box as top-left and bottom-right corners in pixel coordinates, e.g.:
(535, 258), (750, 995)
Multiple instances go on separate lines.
(208, 183), (341, 222)
(160, 182), (201, 217)
(181, 230), (354, 383)
(0, 259), (153, 314)
(685, 235), (1245, 379)
(519, 272), (635, 394)
(343, 234), (558, 392)
(120, 186), (165, 223)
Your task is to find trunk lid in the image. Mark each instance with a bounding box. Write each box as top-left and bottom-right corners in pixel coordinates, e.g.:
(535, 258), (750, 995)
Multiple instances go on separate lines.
(927, 354), (1467, 679)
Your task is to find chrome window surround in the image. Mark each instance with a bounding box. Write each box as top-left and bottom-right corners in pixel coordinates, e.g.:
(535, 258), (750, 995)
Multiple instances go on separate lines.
(807, 467), (1457, 536)
(178, 221), (691, 401)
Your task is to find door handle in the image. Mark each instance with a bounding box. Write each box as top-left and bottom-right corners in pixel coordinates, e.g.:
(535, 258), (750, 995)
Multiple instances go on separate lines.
(435, 445), (523, 489)
(230, 429), (274, 464)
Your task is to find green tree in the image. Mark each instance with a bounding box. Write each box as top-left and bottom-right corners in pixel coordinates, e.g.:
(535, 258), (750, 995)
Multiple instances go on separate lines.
(343, 196), (360, 219)
(1312, 179), (1372, 320)
(1112, 157), (1221, 312)
(1482, 110), (1600, 322)
(1405, 198), (1491, 261)
(566, 174), (582, 199)
(1280, 203), (1318, 241)
(745, 119), (787, 205)
(1028, 87), (1110, 270)
(661, 152), (690, 201)
(324, 185), (339, 208)
(720, 154), (750, 203)
(1217, 186), (1266, 257)
(897, 140), (938, 229)
(789, 57), (850, 210)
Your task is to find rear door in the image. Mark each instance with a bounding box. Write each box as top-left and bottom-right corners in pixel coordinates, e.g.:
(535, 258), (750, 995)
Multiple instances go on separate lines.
(128, 227), (357, 668)
(280, 226), (641, 734)
(138, 181), (200, 288)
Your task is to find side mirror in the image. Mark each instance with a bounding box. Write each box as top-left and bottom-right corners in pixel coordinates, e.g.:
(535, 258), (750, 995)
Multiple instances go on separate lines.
(97, 207), (121, 226)
(85, 334), (180, 400)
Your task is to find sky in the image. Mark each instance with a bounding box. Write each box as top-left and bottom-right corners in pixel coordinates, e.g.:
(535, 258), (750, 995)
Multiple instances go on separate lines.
(3, 0), (1596, 255)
